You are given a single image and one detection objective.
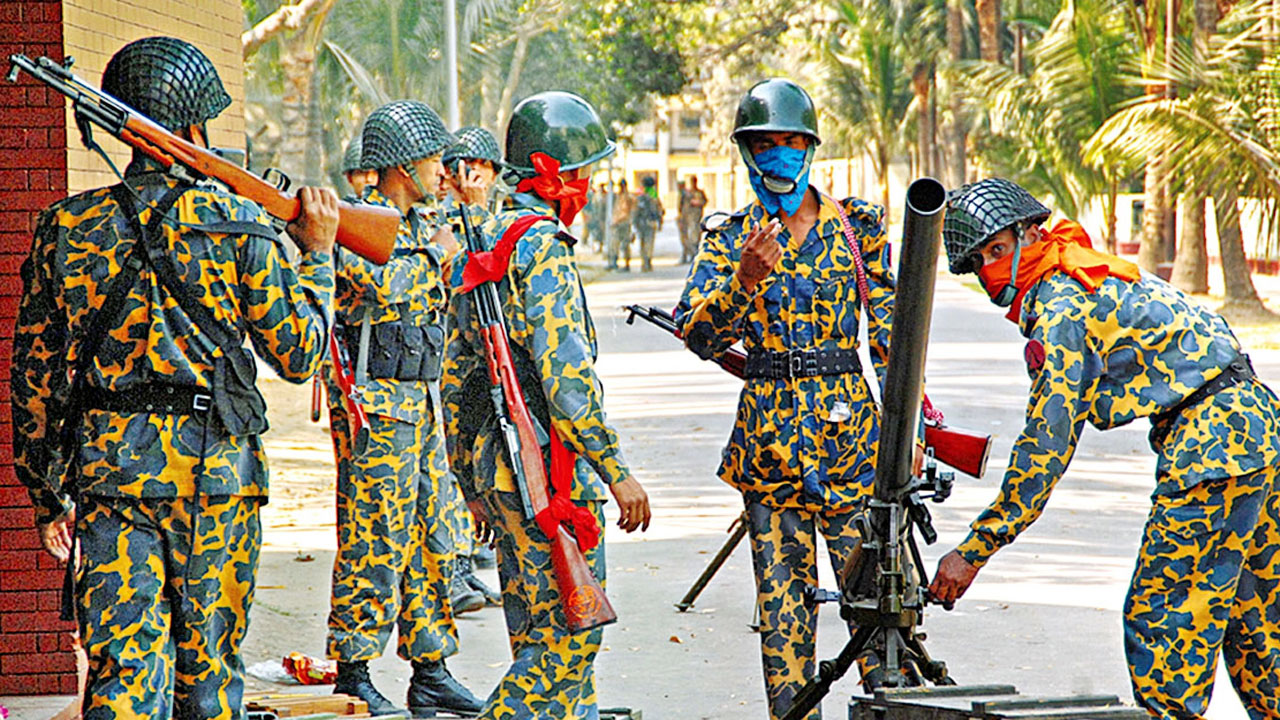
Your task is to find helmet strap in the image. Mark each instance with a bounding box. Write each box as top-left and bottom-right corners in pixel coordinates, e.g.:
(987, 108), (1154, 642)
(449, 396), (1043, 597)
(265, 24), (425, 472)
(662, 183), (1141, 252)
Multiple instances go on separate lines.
(404, 163), (430, 202)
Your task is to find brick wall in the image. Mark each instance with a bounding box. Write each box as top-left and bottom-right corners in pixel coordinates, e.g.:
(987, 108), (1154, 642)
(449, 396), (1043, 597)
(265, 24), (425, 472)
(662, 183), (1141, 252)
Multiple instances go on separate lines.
(0, 0), (78, 696)
(0, 0), (247, 696)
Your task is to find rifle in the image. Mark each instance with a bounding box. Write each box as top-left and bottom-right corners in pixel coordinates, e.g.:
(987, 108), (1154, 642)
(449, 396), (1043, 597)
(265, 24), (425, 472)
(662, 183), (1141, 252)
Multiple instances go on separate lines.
(328, 332), (370, 455)
(457, 207), (616, 632)
(622, 305), (991, 479)
(7, 54), (397, 265)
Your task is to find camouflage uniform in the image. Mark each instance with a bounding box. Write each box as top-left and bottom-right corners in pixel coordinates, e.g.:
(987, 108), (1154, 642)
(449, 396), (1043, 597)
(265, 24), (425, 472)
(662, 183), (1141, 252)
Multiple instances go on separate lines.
(325, 187), (460, 665)
(675, 193), (895, 719)
(442, 194), (630, 719)
(954, 270), (1280, 719)
(12, 161), (333, 718)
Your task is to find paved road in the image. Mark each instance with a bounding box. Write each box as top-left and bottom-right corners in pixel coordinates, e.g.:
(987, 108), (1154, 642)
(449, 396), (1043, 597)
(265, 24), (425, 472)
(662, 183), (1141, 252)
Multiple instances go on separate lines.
(236, 220), (1275, 719)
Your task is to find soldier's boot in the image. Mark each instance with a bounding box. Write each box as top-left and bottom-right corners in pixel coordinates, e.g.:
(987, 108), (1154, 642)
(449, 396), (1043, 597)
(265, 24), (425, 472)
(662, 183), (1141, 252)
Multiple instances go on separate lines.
(458, 554), (501, 606)
(471, 543), (496, 569)
(407, 659), (485, 718)
(334, 661), (408, 717)
(449, 559), (485, 616)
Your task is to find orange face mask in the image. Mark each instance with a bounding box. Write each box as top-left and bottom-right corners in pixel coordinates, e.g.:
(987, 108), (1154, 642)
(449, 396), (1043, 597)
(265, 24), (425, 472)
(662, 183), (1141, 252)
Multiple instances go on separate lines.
(977, 220), (1141, 322)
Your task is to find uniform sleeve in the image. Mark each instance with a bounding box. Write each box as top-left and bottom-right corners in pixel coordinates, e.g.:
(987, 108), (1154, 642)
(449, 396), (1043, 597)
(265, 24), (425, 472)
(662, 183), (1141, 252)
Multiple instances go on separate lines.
(522, 235), (632, 486)
(441, 275), (483, 500)
(674, 225), (756, 360)
(11, 212), (75, 524)
(956, 295), (1094, 568)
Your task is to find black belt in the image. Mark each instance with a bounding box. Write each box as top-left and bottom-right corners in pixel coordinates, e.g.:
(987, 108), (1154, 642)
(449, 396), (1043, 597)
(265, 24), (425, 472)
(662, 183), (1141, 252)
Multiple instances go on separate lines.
(81, 383), (213, 416)
(1149, 354), (1254, 447)
(742, 348), (862, 379)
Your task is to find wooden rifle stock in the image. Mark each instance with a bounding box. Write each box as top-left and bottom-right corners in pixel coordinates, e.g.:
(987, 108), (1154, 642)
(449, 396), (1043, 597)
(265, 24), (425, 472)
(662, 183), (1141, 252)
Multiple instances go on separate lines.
(7, 54), (397, 264)
(465, 211), (615, 633)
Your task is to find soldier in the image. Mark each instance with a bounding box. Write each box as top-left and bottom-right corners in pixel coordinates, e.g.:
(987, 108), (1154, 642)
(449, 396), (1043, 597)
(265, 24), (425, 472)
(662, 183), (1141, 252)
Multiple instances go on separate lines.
(608, 178), (634, 271)
(929, 178), (1280, 720)
(678, 175), (707, 263)
(11, 37), (337, 719)
(442, 126), (509, 214)
(441, 90), (651, 719)
(675, 79), (921, 720)
(341, 130), (377, 199)
(631, 175), (663, 272)
(324, 100), (483, 717)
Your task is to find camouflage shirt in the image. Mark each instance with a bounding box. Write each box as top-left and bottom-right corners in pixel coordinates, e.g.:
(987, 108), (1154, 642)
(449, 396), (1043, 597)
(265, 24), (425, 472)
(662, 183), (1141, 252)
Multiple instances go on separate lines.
(957, 271), (1280, 568)
(12, 165), (333, 523)
(333, 188), (450, 424)
(441, 196), (631, 502)
(675, 193), (896, 511)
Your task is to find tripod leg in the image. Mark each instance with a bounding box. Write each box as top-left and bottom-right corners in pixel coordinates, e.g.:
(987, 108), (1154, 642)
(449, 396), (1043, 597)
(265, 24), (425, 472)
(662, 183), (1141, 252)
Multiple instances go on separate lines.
(675, 512), (748, 611)
(780, 625), (879, 720)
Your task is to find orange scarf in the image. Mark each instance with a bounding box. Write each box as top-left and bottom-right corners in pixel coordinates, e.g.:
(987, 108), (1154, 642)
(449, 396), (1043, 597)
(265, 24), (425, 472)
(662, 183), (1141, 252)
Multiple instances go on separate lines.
(978, 220), (1141, 322)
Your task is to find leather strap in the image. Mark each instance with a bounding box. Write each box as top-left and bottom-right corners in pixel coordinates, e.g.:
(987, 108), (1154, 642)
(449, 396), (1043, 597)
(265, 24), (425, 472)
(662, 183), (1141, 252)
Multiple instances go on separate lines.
(743, 348), (862, 379)
(1149, 354), (1255, 447)
(79, 382), (213, 416)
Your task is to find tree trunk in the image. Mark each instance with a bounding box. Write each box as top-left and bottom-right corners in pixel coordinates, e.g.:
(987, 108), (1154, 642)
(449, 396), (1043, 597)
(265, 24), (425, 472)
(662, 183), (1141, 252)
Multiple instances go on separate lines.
(1171, 191), (1208, 293)
(877, 143), (890, 213)
(912, 63), (934, 178)
(1215, 185), (1277, 321)
(1104, 177), (1118, 253)
(1138, 155), (1168, 272)
(976, 0), (1002, 64)
(278, 46), (314, 185)
(945, 0), (966, 188)
(496, 34), (531, 136)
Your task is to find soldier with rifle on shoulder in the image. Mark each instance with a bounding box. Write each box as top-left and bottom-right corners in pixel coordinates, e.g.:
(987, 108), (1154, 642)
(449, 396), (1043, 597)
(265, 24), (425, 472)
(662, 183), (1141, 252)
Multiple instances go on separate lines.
(11, 36), (338, 719)
(323, 99), (484, 717)
(674, 79), (923, 720)
(441, 90), (651, 719)
(930, 178), (1280, 720)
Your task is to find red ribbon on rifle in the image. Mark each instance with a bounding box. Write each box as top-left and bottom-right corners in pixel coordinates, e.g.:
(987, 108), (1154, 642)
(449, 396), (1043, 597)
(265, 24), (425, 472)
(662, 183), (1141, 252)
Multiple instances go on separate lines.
(458, 214), (551, 294)
(534, 429), (601, 552)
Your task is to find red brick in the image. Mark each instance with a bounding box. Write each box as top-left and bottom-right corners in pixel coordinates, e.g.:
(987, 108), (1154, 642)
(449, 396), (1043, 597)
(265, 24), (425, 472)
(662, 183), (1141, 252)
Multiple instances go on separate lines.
(0, 672), (40, 693)
(0, 444), (12, 463)
(0, 528), (42, 551)
(0, 609), (63, 634)
(0, 129), (23, 148)
(0, 148), (61, 170)
(0, 632), (36, 655)
(0, 6), (19, 23)
(0, 590), (36, 613)
(0, 484), (28, 505)
(0, 231), (30, 254)
(0, 506), (34, 530)
(0, 173), (27, 192)
(37, 632), (58, 652)
(0, 212), (28, 232)
(24, 129), (49, 150)
(3, 648), (74, 674)
(28, 168), (50, 189)
(0, 549), (39, 572)
(49, 125), (65, 148)
(37, 590), (61, 612)
(1, 569), (62, 592)
(0, 106), (61, 128)
(20, 23), (61, 46)
(36, 551), (63, 569)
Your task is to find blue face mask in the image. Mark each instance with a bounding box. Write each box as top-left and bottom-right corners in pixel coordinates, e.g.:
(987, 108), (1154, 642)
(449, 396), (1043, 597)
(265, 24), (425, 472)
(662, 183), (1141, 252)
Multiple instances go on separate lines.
(746, 145), (811, 215)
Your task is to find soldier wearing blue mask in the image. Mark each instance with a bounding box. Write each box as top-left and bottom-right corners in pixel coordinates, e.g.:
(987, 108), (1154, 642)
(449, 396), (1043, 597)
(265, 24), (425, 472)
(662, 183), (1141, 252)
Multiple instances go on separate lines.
(675, 79), (921, 720)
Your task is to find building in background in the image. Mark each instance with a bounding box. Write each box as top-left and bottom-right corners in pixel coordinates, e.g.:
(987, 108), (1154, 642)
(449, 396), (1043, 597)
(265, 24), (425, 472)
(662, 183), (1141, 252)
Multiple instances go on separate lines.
(0, 0), (247, 696)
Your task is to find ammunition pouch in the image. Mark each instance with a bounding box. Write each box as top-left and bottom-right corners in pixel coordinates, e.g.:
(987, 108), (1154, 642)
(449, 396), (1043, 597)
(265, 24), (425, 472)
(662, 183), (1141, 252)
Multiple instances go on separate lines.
(212, 349), (269, 436)
(342, 312), (444, 383)
(743, 348), (862, 379)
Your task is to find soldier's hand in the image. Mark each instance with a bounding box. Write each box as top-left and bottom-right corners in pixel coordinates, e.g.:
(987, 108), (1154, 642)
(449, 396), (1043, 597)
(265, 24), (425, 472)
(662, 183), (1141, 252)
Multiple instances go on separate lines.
(287, 186), (340, 255)
(432, 225), (461, 259)
(928, 550), (978, 605)
(735, 219), (783, 292)
(455, 163), (487, 207)
(609, 476), (651, 533)
(39, 507), (75, 563)
(467, 499), (494, 545)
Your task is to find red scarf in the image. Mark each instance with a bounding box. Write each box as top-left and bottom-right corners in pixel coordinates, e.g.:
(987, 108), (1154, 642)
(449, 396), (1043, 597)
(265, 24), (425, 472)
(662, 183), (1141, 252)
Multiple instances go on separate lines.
(515, 152), (589, 227)
(978, 220), (1141, 322)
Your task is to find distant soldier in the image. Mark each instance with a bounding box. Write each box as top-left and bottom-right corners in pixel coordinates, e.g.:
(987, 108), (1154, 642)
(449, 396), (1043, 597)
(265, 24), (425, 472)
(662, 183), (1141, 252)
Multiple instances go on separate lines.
(608, 179), (635, 271)
(678, 176), (707, 263)
(341, 130), (377, 199)
(443, 126), (509, 214)
(325, 100), (483, 717)
(442, 91), (651, 719)
(675, 79), (920, 719)
(12, 37), (338, 719)
(931, 178), (1280, 720)
(631, 175), (663, 272)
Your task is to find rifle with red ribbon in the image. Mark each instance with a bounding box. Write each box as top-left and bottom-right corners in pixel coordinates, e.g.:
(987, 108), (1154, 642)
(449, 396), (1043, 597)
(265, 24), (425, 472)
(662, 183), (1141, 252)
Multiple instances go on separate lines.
(623, 305), (991, 479)
(457, 207), (616, 632)
(328, 332), (370, 455)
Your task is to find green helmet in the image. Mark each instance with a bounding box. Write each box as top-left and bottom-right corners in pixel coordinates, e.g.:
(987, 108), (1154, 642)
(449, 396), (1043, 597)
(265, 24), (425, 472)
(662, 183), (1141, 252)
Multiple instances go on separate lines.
(443, 126), (504, 169)
(341, 130), (369, 173)
(731, 78), (821, 146)
(943, 178), (1051, 275)
(505, 91), (615, 177)
(361, 100), (454, 171)
(102, 37), (231, 132)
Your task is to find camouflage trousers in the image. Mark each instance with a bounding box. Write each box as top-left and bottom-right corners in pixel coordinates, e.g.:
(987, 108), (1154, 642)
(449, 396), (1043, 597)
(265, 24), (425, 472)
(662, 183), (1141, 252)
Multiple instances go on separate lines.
(1125, 464), (1280, 719)
(479, 489), (605, 719)
(77, 493), (261, 720)
(326, 398), (459, 663)
(747, 501), (863, 720)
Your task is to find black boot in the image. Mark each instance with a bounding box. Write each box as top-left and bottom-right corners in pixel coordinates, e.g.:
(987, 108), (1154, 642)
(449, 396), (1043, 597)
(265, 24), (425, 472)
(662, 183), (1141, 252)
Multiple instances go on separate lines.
(471, 543), (496, 570)
(458, 554), (501, 606)
(450, 557), (485, 616)
(407, 659), (484, 718)
(334, 660), (408, 717)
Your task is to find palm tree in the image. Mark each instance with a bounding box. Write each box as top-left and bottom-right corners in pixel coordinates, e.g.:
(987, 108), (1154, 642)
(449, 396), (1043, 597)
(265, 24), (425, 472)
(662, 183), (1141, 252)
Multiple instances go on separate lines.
(1085, 0), (1280, 321)
(963, 0), (1142, 247)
